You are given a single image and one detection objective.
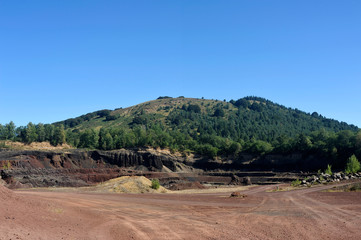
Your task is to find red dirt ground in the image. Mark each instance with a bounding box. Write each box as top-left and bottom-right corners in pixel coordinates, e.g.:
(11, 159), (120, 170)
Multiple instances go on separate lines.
(1, 182), (361, 240)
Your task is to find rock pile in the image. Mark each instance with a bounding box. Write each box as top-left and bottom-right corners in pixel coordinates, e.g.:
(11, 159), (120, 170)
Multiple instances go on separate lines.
(230, 191), (247, 198)
(300, 172), (361, 186)
(229, 175), (252, 186)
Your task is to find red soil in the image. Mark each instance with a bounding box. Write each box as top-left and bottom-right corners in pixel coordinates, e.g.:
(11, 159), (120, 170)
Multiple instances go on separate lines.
(1, 183), (361, 240)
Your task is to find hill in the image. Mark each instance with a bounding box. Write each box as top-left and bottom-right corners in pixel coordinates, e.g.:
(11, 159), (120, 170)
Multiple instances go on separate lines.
(1, 96), (360, 169)
(58, 96), (357, 136)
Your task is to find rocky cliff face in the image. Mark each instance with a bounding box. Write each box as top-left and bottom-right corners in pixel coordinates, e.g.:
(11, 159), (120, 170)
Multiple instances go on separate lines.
(0, 148), (328, 189)
(0, 149), (189, 188)
(0, 149), (183, 171)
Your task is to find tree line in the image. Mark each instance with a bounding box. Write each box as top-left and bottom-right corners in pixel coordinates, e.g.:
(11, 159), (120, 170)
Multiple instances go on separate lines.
(1, 120), (361, 171)
(0, 121), (65, 146)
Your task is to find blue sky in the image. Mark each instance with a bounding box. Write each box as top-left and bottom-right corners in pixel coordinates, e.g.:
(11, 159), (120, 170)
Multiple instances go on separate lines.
(1, 1), (360, 127)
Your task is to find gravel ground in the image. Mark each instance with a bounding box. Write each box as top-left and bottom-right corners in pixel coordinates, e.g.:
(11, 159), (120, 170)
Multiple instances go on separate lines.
(1, 181), (361, 240)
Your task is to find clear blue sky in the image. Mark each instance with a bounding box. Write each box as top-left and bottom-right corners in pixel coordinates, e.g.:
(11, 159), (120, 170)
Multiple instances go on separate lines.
(1, 1), (360, 127)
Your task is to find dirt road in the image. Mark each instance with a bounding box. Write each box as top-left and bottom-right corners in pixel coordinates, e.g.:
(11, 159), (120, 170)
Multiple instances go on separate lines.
(1, 183), (360, 240)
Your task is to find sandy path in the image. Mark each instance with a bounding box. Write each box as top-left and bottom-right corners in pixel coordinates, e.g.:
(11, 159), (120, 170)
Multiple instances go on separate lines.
(1, 183), (361, 240)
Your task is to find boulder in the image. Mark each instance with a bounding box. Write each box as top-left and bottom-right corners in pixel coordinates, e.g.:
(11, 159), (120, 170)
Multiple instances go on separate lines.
(242, 177), (252, 185)
(229, 174), (241, 185)
(230, 192), (247, 198)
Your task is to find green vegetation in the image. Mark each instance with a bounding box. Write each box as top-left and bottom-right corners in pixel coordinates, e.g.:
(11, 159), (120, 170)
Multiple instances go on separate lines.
(151, 179), (160, 190)
(325, 164), (332, 175)
(291, 179), (302, 187)
(1, 96), (360, 171)
(345, 154), (361, 174)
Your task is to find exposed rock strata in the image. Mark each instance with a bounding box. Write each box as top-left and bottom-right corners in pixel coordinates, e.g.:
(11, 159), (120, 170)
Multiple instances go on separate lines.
(0, 148), (343, 189)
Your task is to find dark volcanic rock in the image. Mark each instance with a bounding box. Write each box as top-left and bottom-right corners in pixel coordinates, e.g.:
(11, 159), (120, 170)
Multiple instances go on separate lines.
(89, 150), (172, 170)
(0, 149), (185, 188)
(229, 174), (241, 185)
(243, 177), (252, 185)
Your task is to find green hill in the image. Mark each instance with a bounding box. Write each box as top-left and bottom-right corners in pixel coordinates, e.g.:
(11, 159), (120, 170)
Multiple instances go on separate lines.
(57, 96), (357, 141)
(50, 96), (360, 162)
(2, 96), (360, 168)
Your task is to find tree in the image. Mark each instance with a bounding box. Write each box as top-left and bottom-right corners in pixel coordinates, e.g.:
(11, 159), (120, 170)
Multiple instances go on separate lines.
(104, 133), (114, 150)
(249, 102), (263, 112)
(3, 121), (16, 140)
(234, 98), (249, 108)
(105, 115), (118, 121)
(345, 154), (361, 174)
(25, 122), (38, 144)
(246, 140), (273, 155)
(36, 123), (46, 142)
(197, 144), (218, 158)
(187, 104), (201, 113)
(131, 115), (148, 125)
(213, 108), (225, 117)
(296, 134), (312, 152)
(0, 124), (4, 140)
(44, 124), (55, 142)
(96, 110), (111, 117)
(79, 129), (99, 148)
(52, 125), (66, 146)
(227, 142), (241, 155)
(65, 129), (79, 147)
(98, 128), (114, 150)
(16, 126), (27, 142)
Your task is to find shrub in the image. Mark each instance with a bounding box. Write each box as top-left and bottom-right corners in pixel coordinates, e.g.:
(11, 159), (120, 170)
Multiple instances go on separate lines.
(151, 179), (160, 190)
(345, 154), (361, 174)
(325, 164), (332, 175)
(291, 179), (301, 187)
(105, 115), (119, 121)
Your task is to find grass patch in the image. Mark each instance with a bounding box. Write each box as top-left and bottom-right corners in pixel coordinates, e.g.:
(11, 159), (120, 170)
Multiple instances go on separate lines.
(151, 179), (160, 190)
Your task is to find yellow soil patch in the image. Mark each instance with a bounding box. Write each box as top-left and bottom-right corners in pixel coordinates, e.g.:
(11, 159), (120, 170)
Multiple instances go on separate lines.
(1, 141), (73, 150)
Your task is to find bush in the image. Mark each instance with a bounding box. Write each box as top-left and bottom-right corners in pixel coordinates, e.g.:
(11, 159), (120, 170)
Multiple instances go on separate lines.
(325, 164), (332, 175)
(345, 154), (361, 174)
(151, 179), (160, 190)
(105, 115), (119, 121)
(157, 96), (172, 99)
(291, 179), (301, 187)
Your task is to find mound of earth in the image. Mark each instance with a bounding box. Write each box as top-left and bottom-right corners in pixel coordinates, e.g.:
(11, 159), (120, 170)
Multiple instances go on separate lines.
(0, 184), (12, 200)
(92, 176), (168, 193)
